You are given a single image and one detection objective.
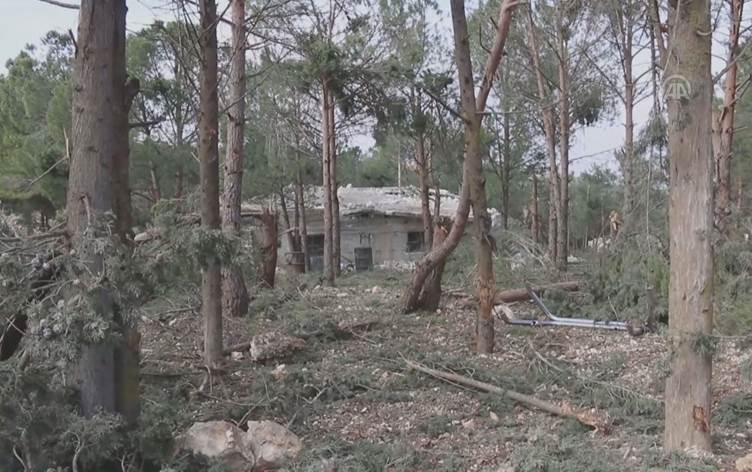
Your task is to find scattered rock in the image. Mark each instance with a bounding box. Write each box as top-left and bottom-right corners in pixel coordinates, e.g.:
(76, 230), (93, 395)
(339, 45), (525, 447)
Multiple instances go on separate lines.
(231, 351), (244, 361)
(489, 411), (499, 423)
(134, 228), (160, 243)
(736, 452), (752, 472)
(246, 420), (303, 471)
(250, 332), (306, 362)
(462, 419), (476, 430)
(176, 421), (254, 471)
(272, 363), (288, 380)
(371, 285), (380, 294)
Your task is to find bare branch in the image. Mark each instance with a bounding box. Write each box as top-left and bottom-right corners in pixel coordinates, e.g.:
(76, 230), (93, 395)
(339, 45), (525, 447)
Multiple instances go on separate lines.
(476, 0), (523, 112)
(36, 0), (79, 9)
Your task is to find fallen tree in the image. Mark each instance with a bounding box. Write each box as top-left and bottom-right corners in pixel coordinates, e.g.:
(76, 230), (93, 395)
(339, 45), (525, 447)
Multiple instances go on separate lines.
(494, 281), (580, 304)
(406, 359), (610, 432)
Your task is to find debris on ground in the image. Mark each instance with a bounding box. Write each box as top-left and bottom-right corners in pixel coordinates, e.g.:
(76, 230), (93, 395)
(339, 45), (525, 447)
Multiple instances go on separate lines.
(140, 270), (750, 471)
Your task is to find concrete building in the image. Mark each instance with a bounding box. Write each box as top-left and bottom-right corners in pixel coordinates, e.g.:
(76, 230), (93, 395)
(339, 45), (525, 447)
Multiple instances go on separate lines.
(243, 186), (499, 271)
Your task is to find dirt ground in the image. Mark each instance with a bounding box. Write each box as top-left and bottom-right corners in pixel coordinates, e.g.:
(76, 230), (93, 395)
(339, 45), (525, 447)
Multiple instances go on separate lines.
(140, 270), (751, 471)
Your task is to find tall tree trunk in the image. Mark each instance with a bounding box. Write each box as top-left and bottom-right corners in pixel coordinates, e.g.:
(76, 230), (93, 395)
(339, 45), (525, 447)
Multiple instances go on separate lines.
(295, 155), (309, 272)
(610, 0), (637, 236)
(279, 188), (297, 251)
(620, 9), (636, 237)
(292, 182), (301, 252)
(328, 89), (341, 276)
(526, 7), (558, 261)
(258, 208), (278, 288)
(199, 0), (222, 368)
(112, 64), (138, 241)
(221, 0), (249, 319)
(112, 0), (140, 425)
(663, 0), (714, 452)
(715, 0), (744, 232)
(149, 160), (162, 202)
(531, 172), (541, 243)
(321, 78), (335, 284)
(451, 0), (500, 354)
(555, 8), (570, 271)
(417, 132), (434, 248)
(402, 0), (517, 315)
(433, 179), (441, 223)
(501, 108), (512, 230)
(67, 0), (123, 417)
(173, 49), (186, 200)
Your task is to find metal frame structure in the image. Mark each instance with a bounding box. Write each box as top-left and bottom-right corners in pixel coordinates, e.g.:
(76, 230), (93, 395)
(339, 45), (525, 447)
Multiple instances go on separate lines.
(495, 284), (631, 333)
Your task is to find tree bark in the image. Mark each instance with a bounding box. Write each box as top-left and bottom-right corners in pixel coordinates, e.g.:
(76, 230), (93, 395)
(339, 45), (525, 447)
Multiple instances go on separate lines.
(526, 7), (558, 261)
(279, 188), (297, 251)
(531, 172), (541, 243)
(149, 160), (161, 202)
(112, 102), (138, 238)
(606, 0), (638, 238)
(67, 0), (122, 417)
(501, 107), (512, 230)
(555, 7), (571, 271)
(199, 0), (223, 368)
(258, 208), (278, 288)
(715, 0), (743, 232)
(173, 39), (187, 201)
(620, 4), (636, 237)
(663, 0), (714, 452)
(321, 78), (335, 284)
(112, 51), (138, 241)
(221, 0), (249, 319)
(328, 88), (341, 276)
(450, 0), (500, 354)
(112, 0), (140, 425)
(295, 155), (309, 272)
(419, 222), (448, 310)
(417, 132), (434, 248)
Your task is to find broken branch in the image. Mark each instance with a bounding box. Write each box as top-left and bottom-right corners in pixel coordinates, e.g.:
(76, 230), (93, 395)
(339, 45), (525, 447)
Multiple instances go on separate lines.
(406, 359), (610, 432)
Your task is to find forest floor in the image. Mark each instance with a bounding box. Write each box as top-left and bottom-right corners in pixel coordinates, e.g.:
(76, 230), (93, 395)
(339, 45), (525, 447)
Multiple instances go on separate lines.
(139, 269), (751, 471)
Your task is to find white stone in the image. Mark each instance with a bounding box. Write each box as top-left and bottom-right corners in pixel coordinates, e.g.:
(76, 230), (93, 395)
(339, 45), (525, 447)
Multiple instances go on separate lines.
(736, 452), (752, 472)
(177, 421), (254, 471)
(246, 420), (303, 471)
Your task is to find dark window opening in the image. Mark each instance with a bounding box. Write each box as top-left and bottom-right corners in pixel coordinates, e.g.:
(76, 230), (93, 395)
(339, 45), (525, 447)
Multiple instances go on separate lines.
(406, 231), (425, 253)
(307, 234), (325, 272)
(307, 234), (325, 254)
(354, 247), (373, 272)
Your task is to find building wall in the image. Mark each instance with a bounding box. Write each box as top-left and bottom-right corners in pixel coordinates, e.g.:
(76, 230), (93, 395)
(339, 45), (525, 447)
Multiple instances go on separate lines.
(279, 212), (429, 268)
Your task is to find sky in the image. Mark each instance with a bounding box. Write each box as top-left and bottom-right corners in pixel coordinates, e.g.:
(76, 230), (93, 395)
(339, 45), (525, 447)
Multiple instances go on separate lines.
(0, 0), (655, 175)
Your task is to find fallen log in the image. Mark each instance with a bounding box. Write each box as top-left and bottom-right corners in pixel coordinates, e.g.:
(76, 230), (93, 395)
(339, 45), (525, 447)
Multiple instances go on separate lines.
(223, 320), (381, 357)
(493, 281), (580, 304)
(405, 359), (610, 433)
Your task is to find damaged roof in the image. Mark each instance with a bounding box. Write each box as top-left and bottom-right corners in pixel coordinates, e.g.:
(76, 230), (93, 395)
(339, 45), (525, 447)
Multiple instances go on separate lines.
(243, 185), (500, 223)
